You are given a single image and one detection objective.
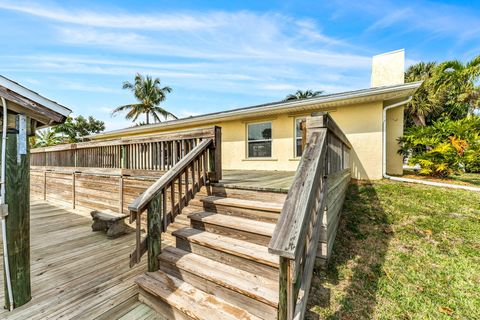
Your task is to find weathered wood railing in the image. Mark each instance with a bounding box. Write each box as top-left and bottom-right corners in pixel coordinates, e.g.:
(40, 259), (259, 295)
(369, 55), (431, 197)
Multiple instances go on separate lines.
(269, 113), (351, 320)
(128, 127), (221, 270)
(31, 127), (219, 171)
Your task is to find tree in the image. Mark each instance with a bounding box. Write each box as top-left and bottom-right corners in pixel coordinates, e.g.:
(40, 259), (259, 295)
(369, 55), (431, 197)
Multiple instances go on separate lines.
(404, 56), (480, 127)
(404, 62), (441, 126)
(284, 90), (324, 101)
(54, 115), (105, 143)
(112, 73), (176, 125)
(32, 129), (62, 148)
(432, 56), (480, 118)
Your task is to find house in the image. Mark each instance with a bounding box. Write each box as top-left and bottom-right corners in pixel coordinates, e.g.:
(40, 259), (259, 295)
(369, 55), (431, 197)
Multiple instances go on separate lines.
(22, 50), (421, 319)
(88, 49), (421, 180)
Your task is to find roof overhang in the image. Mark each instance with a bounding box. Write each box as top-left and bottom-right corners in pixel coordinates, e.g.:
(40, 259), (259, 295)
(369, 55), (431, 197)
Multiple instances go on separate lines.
(0, 76), (72, 127)
(90, 81), (422, 140)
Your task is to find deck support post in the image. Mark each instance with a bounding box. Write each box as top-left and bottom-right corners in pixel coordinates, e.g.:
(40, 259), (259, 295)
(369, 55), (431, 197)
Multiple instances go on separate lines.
(3, 114), (31, 309)
(147, 193), (162, 272)
(278, 256), (294, 320)
(208, 126), (222, 183)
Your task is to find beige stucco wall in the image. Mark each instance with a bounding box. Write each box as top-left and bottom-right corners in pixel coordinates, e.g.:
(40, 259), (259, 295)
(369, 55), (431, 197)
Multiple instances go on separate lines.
(110, 100), (389, 180)
(217, 101), (385, 179)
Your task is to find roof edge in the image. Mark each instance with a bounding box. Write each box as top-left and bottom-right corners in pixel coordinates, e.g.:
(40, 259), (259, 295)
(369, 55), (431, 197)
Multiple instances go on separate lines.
(0, 75), (72, 117)
(90, 81), (422, 140)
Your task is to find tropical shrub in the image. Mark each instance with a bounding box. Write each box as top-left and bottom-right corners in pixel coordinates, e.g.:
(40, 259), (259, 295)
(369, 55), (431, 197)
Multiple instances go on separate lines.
(399, 116), (480, 176)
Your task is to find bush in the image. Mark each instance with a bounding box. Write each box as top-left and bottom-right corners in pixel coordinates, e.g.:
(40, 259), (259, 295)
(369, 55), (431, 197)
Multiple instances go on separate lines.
(399, 116), (480, 176)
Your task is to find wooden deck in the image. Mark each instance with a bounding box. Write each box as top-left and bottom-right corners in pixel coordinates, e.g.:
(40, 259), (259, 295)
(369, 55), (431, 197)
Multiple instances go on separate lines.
(218, 170), (295, 193)
(0, 200), (161, 320)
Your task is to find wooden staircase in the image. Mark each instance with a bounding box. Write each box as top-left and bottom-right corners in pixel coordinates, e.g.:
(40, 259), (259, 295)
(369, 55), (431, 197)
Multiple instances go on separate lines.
(128, 114), (353, 320)
(135, 186), (286, 319)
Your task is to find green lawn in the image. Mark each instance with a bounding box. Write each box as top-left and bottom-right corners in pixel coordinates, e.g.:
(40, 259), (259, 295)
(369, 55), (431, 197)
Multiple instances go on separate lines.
(307, 179), (480, 319)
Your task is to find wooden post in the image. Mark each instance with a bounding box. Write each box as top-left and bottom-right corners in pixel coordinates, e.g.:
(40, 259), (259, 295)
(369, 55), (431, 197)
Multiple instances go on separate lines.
(147, 193), (162, 272)
(209, 126), (222, 182)
(3, 114), (31, 308)
(278, 256), (293, 320)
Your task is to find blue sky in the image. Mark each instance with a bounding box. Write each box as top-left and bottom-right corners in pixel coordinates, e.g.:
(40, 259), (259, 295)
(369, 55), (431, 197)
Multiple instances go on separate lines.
(0, 0), (479, 130)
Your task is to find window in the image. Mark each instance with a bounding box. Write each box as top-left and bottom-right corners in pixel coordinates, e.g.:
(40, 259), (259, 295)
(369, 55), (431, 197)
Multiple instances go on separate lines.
(247, 122), (272, 158)
(295, 118), (306, 157)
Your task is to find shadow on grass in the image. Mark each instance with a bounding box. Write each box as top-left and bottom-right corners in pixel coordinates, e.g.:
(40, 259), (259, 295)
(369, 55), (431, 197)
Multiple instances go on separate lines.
(307, 181), (393, 319)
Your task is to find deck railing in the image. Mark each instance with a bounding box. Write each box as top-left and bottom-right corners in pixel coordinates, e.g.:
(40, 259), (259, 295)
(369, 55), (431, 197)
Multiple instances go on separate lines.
(30, 127), (219, 171)
(128, 127), (221, 270)
(268, 113), (351, 320)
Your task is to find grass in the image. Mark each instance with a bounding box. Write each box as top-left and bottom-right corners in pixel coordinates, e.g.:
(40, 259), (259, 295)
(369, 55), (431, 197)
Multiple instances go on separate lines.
(402, 170), (480, 187)
(307, 179), (480, 319)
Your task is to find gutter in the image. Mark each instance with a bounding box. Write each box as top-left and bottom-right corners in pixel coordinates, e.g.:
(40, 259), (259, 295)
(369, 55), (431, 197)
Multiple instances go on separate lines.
(382, 97), (480, 193)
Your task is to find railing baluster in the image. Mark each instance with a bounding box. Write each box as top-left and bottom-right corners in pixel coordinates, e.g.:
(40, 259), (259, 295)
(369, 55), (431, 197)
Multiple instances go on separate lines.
(191, 162), (196, 195)
(202, 151), (207, 186)
(162, 189), (168, 232)
(185, 164), (190, 203)
(178, 174), (183, 212)
(170, 183), (175, 220)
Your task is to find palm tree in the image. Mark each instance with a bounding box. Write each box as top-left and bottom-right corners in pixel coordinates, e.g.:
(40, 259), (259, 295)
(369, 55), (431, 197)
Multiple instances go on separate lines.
(433, 56), (480, 117)
(112, 73), (176, 124)
(404, 62), (441, 126)
(284, 90), (324, 101)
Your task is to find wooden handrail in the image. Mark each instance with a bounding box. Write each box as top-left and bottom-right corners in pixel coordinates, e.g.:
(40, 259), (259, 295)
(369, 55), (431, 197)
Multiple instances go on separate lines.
(129, 138), (212, 214)
(268, 130), (327, 258)
(268, 112), (351, 320)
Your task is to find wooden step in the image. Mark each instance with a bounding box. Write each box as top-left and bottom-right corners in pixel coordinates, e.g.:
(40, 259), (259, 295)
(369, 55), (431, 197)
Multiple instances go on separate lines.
(136, 271), (262, 320)
(207, 185), (287, 202)
(201, 196), (283, 212)
(158, 247), (278, 319)
(187, 196), (282, 222)
(188, 211), (274, 246)
(172, 227), (278, 280)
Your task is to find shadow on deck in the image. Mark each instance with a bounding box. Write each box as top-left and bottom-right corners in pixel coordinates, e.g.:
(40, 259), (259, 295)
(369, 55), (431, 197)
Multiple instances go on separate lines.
(0, 200), (158, 320)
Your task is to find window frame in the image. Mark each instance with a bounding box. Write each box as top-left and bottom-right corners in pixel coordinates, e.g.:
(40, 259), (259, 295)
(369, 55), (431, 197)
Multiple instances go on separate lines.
(246, 121), (273, 158)
(294, 117), (306, 158)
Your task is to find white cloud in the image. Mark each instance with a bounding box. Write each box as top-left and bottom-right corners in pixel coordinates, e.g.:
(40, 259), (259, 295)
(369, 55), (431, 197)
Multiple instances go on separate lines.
(59, 81), (120, 93)
(0, 1), (377, 129)
(261, 83), (298, 91)
(0, 1), (218, 30)
(335, 0), (480, 41)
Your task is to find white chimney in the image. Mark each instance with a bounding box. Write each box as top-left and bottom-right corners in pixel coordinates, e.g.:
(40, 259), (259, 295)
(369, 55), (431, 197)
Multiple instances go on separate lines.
(371, 49), (405, 87)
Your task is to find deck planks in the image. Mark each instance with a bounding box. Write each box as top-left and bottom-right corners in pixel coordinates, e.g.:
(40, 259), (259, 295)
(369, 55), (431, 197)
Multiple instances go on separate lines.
(218, 170), (294, 193)
(0, 199), (153, 320)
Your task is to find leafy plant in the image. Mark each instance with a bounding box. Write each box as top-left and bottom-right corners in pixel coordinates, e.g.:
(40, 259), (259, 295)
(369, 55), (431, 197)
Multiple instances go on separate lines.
(399, 116), (480, 176)
(32, 129), (62, 148)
